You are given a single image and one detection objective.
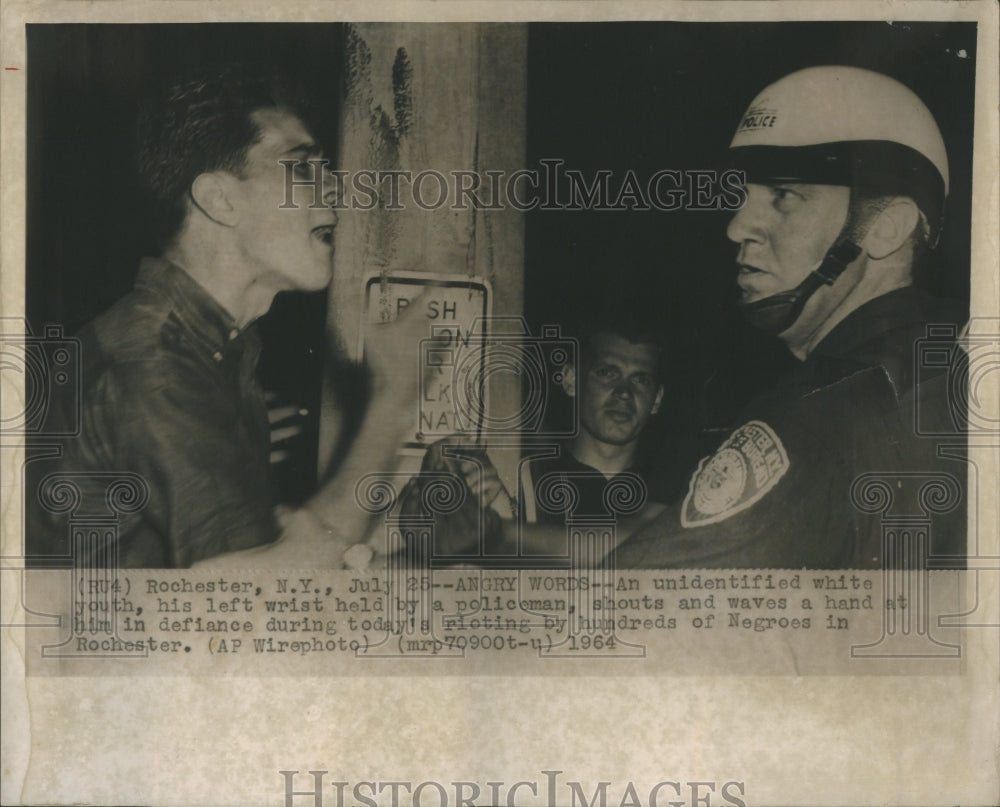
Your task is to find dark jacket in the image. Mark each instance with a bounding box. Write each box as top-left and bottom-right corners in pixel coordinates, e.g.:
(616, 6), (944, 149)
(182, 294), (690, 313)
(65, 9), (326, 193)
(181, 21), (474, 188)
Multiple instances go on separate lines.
(615, 288), (968, 569)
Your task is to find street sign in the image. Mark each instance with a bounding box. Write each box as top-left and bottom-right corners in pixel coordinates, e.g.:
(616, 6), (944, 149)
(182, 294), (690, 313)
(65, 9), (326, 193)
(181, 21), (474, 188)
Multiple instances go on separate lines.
(360, 271), (492, 448)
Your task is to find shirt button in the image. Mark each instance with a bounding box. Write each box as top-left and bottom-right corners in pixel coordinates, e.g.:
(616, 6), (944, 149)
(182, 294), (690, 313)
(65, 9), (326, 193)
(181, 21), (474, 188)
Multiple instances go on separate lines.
(228, 329), (239, 340)
(212, 351), (223, 362)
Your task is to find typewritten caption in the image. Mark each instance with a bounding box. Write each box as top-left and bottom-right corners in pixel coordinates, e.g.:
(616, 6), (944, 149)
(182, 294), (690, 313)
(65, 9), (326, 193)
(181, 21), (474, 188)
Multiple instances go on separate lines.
(24, 569), (967, 676)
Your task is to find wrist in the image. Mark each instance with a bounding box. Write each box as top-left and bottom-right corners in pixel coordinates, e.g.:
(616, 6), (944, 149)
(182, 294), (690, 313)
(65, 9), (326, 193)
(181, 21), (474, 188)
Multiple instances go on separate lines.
(294, 507), (378, 570)
(281, 506), (349, 561)
(368, 387), (416, 430)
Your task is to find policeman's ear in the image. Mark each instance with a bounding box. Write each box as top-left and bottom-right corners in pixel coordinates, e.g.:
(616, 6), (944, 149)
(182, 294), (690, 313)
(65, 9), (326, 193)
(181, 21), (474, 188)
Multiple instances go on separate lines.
(189, 172), (239, 228)
(650, 385), (664, 415)
(863, 197), (922, 260)
(560, 363), (577, 398)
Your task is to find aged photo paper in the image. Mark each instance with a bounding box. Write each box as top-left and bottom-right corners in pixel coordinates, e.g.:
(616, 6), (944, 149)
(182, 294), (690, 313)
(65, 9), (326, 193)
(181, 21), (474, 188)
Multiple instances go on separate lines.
(2, 1), (998, 805)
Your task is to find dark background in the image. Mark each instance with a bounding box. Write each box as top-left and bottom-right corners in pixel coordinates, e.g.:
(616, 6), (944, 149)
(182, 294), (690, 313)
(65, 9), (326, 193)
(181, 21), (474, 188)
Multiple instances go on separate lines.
(525, 22), (976, 489)
(26, 22), (976, 502)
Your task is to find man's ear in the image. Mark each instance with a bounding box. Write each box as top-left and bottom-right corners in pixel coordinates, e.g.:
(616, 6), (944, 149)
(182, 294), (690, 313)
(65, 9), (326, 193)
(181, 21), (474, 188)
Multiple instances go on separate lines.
(189, 172), (239, 227)
(863, 197), (921, 260)
(560, 363), (577, 398)
(651, 385), (664, 415)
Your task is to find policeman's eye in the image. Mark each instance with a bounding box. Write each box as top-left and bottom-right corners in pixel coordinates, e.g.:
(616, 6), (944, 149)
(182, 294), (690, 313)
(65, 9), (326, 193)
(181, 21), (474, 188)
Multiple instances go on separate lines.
(593, 366), (620, 382)
(770, 185), (804, 209)
(631, 373), (655, 389)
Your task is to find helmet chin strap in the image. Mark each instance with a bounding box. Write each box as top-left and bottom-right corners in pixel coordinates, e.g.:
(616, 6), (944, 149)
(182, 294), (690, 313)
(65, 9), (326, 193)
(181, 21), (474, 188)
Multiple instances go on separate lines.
(738, 239), (862, 334)
(737, 194), (891, 336)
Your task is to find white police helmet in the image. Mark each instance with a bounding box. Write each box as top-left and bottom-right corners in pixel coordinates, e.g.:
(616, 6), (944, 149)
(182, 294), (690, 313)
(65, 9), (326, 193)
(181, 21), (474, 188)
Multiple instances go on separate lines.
(730, 65), (948, 242)
(728, 66), (949, 334)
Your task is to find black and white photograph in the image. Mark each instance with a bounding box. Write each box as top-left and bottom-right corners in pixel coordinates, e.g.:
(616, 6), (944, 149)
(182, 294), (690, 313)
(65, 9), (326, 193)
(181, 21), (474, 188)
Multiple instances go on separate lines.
(1, 2), (997, 806)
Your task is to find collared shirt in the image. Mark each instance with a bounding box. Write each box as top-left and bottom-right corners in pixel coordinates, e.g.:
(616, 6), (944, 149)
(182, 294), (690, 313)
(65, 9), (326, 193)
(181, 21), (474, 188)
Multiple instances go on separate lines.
(615, 287), (967, 569)
(29, 258), (279, 567)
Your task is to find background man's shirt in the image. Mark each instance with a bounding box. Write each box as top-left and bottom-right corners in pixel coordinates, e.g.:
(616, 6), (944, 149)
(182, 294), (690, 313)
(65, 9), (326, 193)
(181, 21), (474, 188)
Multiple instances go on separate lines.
(521, 448), (657, 526)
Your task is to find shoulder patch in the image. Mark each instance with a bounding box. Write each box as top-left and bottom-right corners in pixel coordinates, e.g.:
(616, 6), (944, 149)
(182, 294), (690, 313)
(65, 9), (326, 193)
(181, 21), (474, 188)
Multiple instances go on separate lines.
(681, 420), (789, 528)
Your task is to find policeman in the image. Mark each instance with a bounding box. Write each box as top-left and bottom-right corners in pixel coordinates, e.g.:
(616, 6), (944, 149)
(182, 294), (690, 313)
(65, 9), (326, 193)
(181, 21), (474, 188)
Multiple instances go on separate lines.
(615, 65), (967, 569)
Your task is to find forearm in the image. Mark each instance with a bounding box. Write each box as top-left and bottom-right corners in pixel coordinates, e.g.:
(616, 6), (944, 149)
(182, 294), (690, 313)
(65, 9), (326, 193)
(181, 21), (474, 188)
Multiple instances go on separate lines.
(302, 387), (412, 543)
(188, 508), (343, 568)
(189, 534), (309, 569)
(498, 502), (667, 557)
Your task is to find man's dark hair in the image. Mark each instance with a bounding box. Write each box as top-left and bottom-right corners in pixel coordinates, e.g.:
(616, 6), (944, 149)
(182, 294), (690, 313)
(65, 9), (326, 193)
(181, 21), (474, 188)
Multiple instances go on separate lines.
(137, 63), (305, 253)
(577, 309), (667, 382)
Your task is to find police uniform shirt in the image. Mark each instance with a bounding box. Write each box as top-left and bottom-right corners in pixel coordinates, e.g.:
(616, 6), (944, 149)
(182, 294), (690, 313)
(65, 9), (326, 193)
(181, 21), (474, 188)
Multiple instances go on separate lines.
(614, 287), (967, 569)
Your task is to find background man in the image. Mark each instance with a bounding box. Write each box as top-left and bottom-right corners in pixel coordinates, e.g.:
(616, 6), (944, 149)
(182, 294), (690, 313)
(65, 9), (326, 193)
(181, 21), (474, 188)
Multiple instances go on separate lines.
(519, 320), (670, 525)
(615, 65), (967, 569)
(29, 65), (425, 568)
(409, 317), (676, 562)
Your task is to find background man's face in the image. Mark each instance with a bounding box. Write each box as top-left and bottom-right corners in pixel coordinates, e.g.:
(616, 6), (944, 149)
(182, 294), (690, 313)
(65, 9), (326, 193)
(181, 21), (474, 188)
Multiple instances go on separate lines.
(574, 333), (664, 448)
(230, 107), (338, 291)
(726, 182), (850, 303)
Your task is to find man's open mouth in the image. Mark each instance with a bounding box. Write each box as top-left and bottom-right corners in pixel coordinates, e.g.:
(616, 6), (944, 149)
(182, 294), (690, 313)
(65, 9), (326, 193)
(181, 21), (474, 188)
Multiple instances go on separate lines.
(737, 264), (766, 288)
(312, 225), (335, 245)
